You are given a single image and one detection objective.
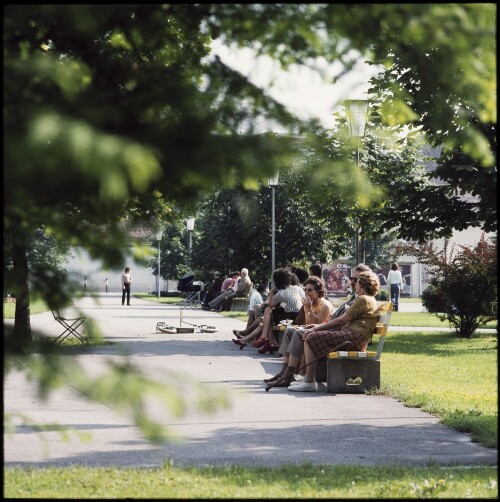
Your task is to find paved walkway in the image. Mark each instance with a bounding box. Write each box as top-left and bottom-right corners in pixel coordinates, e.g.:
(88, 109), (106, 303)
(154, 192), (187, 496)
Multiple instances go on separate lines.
(3, 294), (497, 468)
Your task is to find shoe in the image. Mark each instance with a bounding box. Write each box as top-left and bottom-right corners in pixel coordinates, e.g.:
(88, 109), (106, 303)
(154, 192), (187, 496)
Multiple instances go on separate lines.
(288, 381), (318, 392)
(263, 372), (284, 383)
(289, 375), (305, 385)
(288, 378), (304, 387)
(201, 305), (211, 311)
(233, 330), (246, 339)
(253, 337), (266, 348)
(270, 375), (295, 387)
(232, 339), (247, 350)
(258, 341), (279, 355)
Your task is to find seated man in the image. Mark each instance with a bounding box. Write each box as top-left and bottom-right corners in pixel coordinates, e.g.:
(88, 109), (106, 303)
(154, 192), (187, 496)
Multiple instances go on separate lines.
(207, 268), (251, 312)
(201, 271), (224, 305)
(202, 271), (239, 309)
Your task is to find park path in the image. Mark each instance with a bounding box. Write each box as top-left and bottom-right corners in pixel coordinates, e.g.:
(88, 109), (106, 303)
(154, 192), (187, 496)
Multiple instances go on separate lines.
(3, 293), (497, 468)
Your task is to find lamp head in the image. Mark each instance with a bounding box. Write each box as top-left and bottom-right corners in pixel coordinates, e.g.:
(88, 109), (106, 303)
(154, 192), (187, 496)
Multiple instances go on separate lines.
(345, 99), (369, 137)
(268, 172), (279, 186)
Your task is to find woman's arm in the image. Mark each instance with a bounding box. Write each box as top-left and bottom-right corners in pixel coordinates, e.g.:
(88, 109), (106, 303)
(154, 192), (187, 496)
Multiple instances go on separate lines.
(303, 299), (332, 325)
(307, 309), (352, 333)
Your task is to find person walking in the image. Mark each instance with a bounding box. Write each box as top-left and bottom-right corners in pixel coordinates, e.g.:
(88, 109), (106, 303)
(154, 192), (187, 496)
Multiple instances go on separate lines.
(121, 267), (133, 306)
(387, 262), (404, 311)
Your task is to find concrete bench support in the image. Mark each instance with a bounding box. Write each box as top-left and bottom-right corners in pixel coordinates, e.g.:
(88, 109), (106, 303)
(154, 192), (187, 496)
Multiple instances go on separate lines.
(326, 359), (380, 393)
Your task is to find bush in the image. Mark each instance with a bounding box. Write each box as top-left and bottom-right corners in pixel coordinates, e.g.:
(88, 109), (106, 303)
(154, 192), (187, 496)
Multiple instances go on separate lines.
(399, 233), (497, 338)
(375, 289), (389, 301)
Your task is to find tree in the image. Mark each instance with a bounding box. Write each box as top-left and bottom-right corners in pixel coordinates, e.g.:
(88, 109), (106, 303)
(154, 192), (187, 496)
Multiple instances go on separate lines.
(398, 234), (497, 338)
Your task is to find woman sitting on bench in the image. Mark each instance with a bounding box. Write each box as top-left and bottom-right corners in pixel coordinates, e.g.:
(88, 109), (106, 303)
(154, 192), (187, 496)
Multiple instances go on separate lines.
(270, 270), (380, 392)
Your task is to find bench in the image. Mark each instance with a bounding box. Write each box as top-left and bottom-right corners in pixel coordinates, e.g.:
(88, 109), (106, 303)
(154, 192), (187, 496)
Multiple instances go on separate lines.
(229, 283), (253, 312)
(326, 301), (394, 393)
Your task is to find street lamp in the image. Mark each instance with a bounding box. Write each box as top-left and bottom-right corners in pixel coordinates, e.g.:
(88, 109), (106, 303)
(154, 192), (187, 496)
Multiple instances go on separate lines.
(156, 230), (163, 299)
(345, 99), (369, 265)
(268, 172), (279, 281)
(186, 217), (195, 270)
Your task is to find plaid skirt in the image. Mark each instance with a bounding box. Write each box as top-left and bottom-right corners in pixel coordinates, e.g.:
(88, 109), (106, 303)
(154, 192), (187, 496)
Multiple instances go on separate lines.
(305, 328), (369, 360)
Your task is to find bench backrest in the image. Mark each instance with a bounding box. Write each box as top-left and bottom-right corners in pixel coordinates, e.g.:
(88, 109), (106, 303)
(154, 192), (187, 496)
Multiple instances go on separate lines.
(327, 301), (394, 361)
(372, 301), (394, 359)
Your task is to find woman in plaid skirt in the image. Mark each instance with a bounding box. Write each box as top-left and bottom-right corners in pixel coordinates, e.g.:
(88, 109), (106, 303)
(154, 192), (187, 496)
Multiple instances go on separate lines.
(286, 270), (380, 392)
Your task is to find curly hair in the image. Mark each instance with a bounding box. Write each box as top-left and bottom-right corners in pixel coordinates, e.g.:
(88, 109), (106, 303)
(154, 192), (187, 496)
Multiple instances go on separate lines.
(303, 276), (326, 298)
(273, 268), (290, 290)
(357, 271), (380, 296)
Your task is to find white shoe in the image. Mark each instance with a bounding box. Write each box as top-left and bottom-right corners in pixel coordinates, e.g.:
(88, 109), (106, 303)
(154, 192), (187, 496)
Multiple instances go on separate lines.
(288, 381), (318, 392)
(288, 377), (305, 387)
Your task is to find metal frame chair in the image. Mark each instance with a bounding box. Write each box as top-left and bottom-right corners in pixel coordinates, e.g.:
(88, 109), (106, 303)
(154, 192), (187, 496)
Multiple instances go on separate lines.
(51, 309), (88, 344)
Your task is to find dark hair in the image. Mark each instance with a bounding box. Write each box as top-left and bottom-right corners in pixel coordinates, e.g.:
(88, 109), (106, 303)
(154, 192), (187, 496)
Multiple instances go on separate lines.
(309, 264), (322, 277)
(286, 263), (297, 273)
(391, 262), (399, 270)
(303, 276), (326, 298)
(273, 268), (290, 290)
(294, 267), (309, 284)
(257, 283), (266, 293)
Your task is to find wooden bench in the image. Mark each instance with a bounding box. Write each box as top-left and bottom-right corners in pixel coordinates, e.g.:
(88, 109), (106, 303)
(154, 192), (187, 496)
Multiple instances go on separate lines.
(326, 301), (394, 393)
(229, 283), (253, 312)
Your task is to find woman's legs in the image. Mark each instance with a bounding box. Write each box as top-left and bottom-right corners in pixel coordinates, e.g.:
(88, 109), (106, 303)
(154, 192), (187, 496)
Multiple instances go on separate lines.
(303, 340), (318, 383)
(246, 309), (256, 328)
(236, 316), (261, 337)
(261, 308), (278, 345)
(238, 324), (263, 345)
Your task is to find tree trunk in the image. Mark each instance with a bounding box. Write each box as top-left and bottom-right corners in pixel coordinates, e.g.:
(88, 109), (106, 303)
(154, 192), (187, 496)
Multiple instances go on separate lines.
(12, 234), (32, 347)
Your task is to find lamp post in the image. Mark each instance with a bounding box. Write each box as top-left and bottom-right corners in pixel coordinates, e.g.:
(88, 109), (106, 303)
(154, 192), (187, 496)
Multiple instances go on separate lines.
(156, 230), (163, 299)
(268, 172), (279, 281)
(186, 217), (195, 270)
(345, 99), (369, 265)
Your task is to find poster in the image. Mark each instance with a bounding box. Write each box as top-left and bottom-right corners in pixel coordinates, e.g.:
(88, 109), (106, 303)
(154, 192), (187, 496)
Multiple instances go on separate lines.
(322, 262), (352, 296)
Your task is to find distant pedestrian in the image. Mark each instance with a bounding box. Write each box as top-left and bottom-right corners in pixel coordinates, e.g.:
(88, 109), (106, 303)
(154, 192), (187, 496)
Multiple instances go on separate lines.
(387, 262), (404, 311)
(121, 267), (133, 306)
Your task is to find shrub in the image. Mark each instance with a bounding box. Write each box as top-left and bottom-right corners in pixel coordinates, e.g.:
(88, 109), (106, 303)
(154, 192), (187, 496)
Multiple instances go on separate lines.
(399, 233), (497, 338)
(375, 289), (389, 301)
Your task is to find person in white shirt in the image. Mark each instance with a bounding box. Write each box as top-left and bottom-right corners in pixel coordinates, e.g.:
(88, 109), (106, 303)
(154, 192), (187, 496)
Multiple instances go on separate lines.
(387, 262), (404, 311)
(248, 284), (265, 314)
(121, 267), (133, 306)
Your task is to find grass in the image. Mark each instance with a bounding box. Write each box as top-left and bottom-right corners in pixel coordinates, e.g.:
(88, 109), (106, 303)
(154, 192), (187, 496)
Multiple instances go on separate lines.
(4, 464), (498, 498)
(221, 310), (497, 329)
(4, 294), (498, 498)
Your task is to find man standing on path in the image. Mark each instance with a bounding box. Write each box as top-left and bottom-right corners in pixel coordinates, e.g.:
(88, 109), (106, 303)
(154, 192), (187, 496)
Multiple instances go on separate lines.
(121, 267), (133, 306)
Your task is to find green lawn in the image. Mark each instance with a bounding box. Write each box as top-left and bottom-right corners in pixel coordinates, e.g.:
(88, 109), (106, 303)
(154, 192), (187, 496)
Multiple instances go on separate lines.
(4, 465), (497, 499)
